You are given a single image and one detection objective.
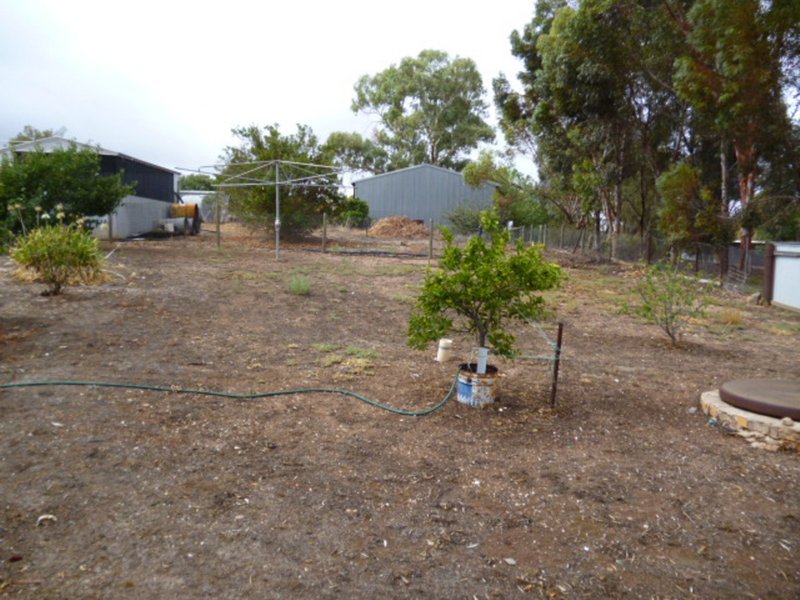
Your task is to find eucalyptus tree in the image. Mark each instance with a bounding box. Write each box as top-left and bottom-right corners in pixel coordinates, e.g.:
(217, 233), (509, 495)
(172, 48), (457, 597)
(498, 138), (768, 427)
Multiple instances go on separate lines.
(494, 0), (675, 256)
(321, 131), (388, 175)
(669, 0), (798, 265)
(497, 0), (798, 266)
(352, 49), (495, 171)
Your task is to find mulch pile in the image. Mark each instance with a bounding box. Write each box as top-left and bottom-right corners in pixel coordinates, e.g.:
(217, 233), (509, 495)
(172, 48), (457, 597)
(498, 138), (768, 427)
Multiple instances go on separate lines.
(368, 216), (430, 238)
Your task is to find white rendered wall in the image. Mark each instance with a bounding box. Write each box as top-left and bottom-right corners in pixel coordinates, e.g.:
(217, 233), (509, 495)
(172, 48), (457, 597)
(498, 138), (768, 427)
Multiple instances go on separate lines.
(773, 242), (800, 312)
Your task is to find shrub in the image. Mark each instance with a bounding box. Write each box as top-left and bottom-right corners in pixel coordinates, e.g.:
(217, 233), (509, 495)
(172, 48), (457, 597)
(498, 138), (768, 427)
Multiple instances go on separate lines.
(635, 262), (707, 345)
(0, 146), (133, 236)
(286, 273), (312, 296)
(408, 210), (562, 358)
(336, 197), (370, 227)
(446, 205), (483, 235)
(11, 222), (104, 295)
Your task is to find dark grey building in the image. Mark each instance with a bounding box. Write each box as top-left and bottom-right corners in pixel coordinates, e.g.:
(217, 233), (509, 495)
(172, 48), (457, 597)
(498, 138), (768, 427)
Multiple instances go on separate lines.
(353, 164), (498, 225)
(3, 136), (179, 238)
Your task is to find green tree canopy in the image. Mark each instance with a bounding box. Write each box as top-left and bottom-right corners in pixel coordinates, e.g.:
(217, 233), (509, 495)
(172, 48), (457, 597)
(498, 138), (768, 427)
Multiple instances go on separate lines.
(408, 211), (562, 357)
(656, 161), (732, 250)
(496, 0), (799, 261)
(1, 144), (133, 239)
(495, 1), (685, 257)
(8, 125), (66, 144)
(463, 151), (548, 228)
(352, 49), (495, 171)
(667, 0), (798, 261)
(671, 0), (792, 209)
(321, 131), (388, 175)
(178, 173), (216, 191)
(219, 124), (343, 235)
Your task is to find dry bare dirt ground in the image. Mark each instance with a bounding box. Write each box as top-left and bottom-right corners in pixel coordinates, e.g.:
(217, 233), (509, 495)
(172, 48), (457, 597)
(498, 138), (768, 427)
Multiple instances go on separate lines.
(1, 225), (799, 599)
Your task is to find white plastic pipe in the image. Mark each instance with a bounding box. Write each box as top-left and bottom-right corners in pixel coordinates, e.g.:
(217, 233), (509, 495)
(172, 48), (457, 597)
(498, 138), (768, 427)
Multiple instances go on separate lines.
(477, 347), (489, 374)
(436, 339), (452, 362)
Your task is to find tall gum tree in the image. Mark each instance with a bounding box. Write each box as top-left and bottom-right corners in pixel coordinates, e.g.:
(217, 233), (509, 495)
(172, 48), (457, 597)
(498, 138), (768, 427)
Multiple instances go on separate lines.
(669, 0), (796, 266)
(495, 1), (688, 260)
(352, 50), (495, 171)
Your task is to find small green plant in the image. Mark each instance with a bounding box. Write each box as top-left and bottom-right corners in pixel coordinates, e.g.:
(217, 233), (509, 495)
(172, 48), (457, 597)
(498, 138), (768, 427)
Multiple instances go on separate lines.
(286, 273), (312, 296)
(321, 354), (344, 367)
(635, 262), (707, 345)
(312, 343), (339, 353)
(11, 221), (104, 296)
(408, 210), (562, 358)
(344, 346), (378, 359)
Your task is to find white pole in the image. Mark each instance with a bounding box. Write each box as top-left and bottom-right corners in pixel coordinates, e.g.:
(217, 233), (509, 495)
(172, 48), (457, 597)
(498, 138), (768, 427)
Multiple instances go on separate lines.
(275, 162), (281, 260)
(477, 347), (489, 375)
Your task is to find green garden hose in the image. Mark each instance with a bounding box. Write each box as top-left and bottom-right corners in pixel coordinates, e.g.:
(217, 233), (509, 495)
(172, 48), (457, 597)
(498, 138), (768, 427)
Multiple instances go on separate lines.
(0, 373), (459, 417)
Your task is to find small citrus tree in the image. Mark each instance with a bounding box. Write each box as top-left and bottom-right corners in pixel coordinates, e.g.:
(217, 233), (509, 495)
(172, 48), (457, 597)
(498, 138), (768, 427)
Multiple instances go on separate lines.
(635, 262), (707, 345)
(11, 215), (105, 296)
(408, 211), (562, 359)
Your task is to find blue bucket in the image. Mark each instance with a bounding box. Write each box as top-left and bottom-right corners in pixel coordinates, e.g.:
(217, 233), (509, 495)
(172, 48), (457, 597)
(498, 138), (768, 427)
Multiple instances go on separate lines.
(456, 363), (498, 406)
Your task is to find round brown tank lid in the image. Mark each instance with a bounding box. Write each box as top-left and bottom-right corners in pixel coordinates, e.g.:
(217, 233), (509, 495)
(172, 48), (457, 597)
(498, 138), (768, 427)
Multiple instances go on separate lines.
(719, 379), (800, 420)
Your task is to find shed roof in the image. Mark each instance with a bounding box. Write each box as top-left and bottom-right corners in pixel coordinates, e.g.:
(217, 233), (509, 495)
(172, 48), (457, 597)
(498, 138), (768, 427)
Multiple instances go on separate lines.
(353, 163), (500, 188)
(2, 136), (179, 174)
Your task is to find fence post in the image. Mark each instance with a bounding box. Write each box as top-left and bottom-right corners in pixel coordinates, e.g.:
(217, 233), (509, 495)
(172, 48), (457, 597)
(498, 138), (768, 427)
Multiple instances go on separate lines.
(549, 322), (564, 407)
(215, 194), (222, 250)
(763, 243), (775, 305)
(322, 212), (328, 254)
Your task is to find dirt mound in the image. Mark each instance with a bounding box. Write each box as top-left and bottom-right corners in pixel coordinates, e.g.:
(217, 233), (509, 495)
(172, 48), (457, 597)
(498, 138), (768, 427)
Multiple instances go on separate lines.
(369, 216), (430, 238)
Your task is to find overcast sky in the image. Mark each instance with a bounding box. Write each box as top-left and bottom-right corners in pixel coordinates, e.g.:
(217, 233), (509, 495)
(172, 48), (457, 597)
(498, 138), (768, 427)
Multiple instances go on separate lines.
(1, 0), (537, 175)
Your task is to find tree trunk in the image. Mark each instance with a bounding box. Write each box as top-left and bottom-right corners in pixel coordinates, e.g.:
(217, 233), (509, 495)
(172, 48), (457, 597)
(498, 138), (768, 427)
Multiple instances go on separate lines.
(595, 211), (602, 256)
(611, 143), (625, 261)
(736, 155), (756, 270)
(719, 138), (730, 280)
(720, 138), (729, 217)
(734, 143), (756, 271)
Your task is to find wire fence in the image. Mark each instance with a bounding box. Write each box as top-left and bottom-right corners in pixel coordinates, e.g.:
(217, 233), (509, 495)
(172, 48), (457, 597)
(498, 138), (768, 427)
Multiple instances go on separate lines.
(193, 209), (765, 295)
(509, 223), (765, 293)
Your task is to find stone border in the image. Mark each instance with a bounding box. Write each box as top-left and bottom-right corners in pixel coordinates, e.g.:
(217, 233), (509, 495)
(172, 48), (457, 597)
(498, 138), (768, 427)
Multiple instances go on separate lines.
(700, 390), (800, 452)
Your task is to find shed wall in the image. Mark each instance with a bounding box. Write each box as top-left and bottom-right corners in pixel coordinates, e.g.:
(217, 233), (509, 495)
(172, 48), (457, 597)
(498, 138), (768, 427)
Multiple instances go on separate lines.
(100, 156), (175, 203)
(355, 166), (495, 225)
(772, 242), (800, 312)
(93, 195), (172, 239)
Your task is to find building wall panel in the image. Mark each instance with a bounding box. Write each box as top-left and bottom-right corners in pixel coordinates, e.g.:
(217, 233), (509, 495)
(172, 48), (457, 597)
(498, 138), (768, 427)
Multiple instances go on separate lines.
(93, 195), (172, 239)
(773, 242), (800, 312)
(354, 165), (495, 225)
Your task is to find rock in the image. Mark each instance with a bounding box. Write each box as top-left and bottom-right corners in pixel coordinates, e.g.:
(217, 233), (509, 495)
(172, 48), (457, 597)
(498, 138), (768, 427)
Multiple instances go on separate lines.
(747, 292), (762, 305)
(781, 417), (794, 427)
(687, 407), (698, 415)
(36, 514), (57, 526)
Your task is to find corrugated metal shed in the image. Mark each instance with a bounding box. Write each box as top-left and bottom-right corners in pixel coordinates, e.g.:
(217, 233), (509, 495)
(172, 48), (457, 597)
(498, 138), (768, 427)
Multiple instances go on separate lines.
(353, 164), (497, 225)
(2, 136), (180, 239)
(4, 136), (178, 203)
